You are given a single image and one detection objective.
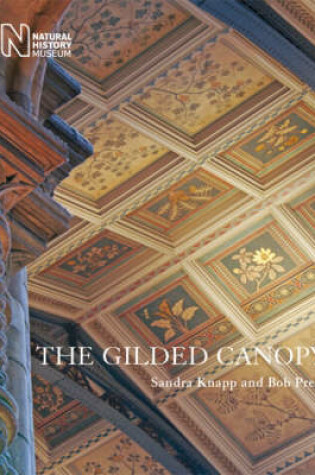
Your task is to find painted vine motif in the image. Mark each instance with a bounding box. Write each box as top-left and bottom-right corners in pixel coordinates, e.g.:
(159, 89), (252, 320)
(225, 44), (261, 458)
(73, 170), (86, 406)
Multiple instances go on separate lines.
(145, 297), (199, 342)
(33, 375), (68, 418)
(136, 285), (210, 344)
(136, 41), (272, 133)
(241, 112), (314, 162)
(71, 118), (167, 198)
(153, 183), (220, 221)
(212, 385), (315, 445)
(62, 0), (188, 78)
(232, 247), (285, 292)
(83, 437), (167, 474)
(60, 237), (132, 278)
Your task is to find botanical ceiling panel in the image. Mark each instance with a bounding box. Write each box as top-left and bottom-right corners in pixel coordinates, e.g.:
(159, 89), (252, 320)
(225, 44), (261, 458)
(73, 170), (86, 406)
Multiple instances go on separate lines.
(217, 102), (315, 190)
(193, 359), (315, 461)
(124, 168), (248, 243)
(61, 0), (190, 82)
(198, 215), (314, 325)
(60, 115), (170, 201)
(66, 432), (171, 474)
(115, 269), (240, 376)
(39, 229), (157, 295)
(134, 35), (274, 136)
(33, 374), (100, 450)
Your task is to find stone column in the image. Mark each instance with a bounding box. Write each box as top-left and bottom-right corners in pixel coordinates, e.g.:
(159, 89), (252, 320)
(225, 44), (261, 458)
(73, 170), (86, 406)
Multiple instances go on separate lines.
(0, 201), (19, 474)
(7, 267), (35, 475)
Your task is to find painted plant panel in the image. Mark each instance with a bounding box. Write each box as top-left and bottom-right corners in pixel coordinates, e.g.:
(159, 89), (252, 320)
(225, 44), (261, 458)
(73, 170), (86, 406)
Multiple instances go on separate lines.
(199, 216), (314, 324)
(41, 230), (142, 287)
(63, 116), (169, 200)
(61, 0), (189, 80)
(194, 360), (315, 459)
(220, 102), (315, 184)
(126, 169), (247, 241)
(118, 272), (239, 375)
(33, 375), (100, 449)
(67, 433), (170, 474)
(135, 38), (273, 134)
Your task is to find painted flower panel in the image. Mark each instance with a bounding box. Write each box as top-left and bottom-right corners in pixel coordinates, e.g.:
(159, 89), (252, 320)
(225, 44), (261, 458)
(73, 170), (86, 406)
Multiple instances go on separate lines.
(135, 285), (209, 343)
(136, 39), (272, 134)
(148, 176), (221, 223)
(63, 117), (168, 200)
(241, 112), (315, 162)
(221, 232), (296, 294)
(62, 0), (189, 80)
(60, 237), (133, 278)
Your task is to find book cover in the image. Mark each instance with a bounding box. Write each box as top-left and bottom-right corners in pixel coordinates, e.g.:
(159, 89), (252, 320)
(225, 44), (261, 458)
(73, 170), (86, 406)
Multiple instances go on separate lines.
(0, 0), (314, 474)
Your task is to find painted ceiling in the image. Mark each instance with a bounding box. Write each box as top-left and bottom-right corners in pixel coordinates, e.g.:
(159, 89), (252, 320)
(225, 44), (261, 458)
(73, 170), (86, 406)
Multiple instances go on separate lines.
(30, 0), (315, 474)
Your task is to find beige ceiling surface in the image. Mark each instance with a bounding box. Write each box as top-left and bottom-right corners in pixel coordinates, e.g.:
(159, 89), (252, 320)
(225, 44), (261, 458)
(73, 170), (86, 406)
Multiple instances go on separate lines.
(31, 1), (315, 474)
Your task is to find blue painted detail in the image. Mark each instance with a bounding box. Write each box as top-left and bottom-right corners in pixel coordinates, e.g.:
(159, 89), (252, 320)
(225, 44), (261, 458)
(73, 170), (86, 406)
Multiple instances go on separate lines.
(242, 0), (315, 62)
(191, 0), (315, 89)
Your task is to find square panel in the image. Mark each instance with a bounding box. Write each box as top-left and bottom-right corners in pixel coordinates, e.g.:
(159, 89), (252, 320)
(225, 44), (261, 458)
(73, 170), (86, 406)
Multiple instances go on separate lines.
(125, 168), (248, 243)
(198, 215), (314, 325)
(61, 116), (170, 201)
(288, 186), (315, 239)
(66, 432), (170, 474)
(39, 229), (151, 293)
(134, 36), (274, 136)
(33, 374), (100, 450)
(218, 102), (315, 189)
(193, 360), (315, 461)
(116, 270), (239, 375)
(61, 0), (190, 82)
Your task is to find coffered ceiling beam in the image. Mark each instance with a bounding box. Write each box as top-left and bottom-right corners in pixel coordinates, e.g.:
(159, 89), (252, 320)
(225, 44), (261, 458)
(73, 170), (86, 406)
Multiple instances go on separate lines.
(190, 0), (315, 88)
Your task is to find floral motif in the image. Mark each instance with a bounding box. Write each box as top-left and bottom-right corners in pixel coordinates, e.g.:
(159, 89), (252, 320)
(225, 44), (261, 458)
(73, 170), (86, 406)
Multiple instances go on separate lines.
(241, 111), (315, 162)
(136, 41), (272, 133)
(66, 118), (167, 199)
(60, 236), (132, 278)
(232, 247), (285, 292)
(210, 384), (314, 446)
(154, 184), (219, 221)
(254, 118), (308, 154)
(32, 375), (69, 418)
(145, 298), (199, 342)
(136, 285), (209, 344)
(62, 0), (188, 79)
(83, 437), (167, 474)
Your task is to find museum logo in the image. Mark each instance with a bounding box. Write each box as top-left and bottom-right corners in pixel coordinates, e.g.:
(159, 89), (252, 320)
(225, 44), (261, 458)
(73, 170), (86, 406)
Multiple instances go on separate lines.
(0, 23), (72, 58)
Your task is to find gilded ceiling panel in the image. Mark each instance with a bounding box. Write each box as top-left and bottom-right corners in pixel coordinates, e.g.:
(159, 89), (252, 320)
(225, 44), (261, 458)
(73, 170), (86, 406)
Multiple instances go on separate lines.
(198, 215), (314, 325)
(39, 229), (148, 290)
(219, 102), (315, 188)
(125, 168), (247, 242)
(61, 0), (189, 80)
(135, 37), (273, 135)
(61, 116), (169, 200)
(193, 359), (315, 459)
(116, 270), (239, 376)
(33, 374), (100, 450)
(66, 432), (170, 474)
